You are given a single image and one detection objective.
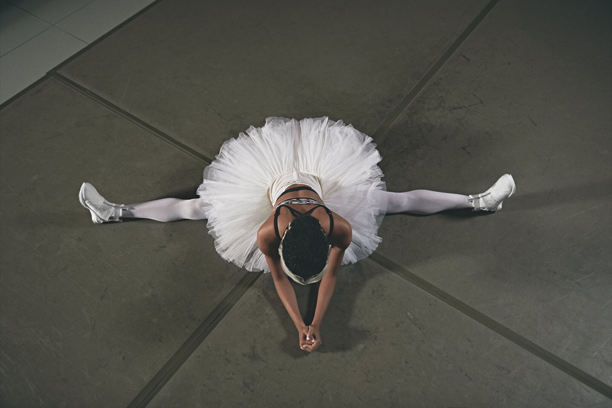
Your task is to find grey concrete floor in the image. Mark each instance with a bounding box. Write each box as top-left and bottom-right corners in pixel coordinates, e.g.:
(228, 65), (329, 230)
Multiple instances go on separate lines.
(1, 0), (611, 407)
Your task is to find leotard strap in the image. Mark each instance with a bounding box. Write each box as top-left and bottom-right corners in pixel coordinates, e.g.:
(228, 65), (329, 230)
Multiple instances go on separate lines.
(274, 203), (334, 242)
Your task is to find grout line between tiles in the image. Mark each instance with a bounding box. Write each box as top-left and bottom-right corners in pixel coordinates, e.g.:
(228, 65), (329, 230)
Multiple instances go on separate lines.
(369, 252), (612, 400)
(8, 0), (94, 25)
(53, 24), (91, 45)
(50, 0), (165, 73)
(51, 73), (214, 164)
(0, 0), (165, 110)
(369, 0), (500, 143)
(48, 0), (97, 26)
(126, 271), (263, 408)
(0, 25), (57, 59)
(0, 72), (49, 110)
(0, 19), (51, 59)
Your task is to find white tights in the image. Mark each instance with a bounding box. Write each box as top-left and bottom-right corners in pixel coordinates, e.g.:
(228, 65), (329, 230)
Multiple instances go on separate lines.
(373, 189), (473, 215)
(120, 190), (473, 222)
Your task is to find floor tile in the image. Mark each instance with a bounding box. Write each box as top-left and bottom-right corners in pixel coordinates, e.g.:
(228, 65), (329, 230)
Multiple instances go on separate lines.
(148, 259), (607, 407)
(58, 0), (489, 159)
(0, 1), (50, 56)
(374, 0), (612, 384)
(0, 77), (247, 407)
(55, 0), (156, 43)
(0, 26), (86, 103)
(9, 0), (94, 25)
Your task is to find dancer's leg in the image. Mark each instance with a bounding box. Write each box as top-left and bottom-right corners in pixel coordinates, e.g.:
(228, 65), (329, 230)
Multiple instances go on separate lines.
(375, 190), (473, 215)
(121, 198), (207, 222)
(374, 174), (516, 215)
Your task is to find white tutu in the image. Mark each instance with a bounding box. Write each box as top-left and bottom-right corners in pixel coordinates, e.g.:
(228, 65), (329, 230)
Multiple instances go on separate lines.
(197, 117), (387, 272)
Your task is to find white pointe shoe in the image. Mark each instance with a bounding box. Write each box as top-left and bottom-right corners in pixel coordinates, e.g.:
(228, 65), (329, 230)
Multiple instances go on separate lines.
(78, 182), (125, 223)
(468, 174), (516, 212)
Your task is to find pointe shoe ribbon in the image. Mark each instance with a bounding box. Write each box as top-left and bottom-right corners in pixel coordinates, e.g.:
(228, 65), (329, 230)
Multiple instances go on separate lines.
(79, 182), (125, 223)
(468, 174), (516, 212)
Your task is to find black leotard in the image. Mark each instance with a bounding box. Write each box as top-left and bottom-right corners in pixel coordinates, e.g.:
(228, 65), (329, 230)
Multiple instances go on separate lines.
(274, 187), (334, 242)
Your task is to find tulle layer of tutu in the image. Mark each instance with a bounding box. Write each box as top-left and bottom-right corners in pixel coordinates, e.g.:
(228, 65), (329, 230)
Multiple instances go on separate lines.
(197, 117), (387, 272)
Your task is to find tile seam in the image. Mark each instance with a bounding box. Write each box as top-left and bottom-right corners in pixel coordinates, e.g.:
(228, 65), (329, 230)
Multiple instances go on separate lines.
(50, 0), (165, 73)
(370, 0), (500, 143)
(49, 0), (97, 26)
(369, 252), (612, 399)
(126, 271), (263, 408)
(50, 73), (214, 164)
(0, 21), (52, 58)
(0, 73), (50, 110)
(0, 0), (165, 109)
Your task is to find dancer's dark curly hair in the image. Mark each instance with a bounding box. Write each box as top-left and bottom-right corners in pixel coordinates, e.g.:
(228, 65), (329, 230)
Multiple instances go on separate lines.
(281, 216), (329, 280)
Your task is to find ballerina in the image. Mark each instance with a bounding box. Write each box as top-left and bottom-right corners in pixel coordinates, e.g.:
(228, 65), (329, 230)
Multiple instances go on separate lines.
(78, 117), (516, 353)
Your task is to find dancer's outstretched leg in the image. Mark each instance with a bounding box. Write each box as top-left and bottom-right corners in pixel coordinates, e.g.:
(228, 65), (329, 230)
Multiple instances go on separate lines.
(122, 198), (206, 222)
(78, 182), (207, 223)
(375, 174), (516, 215)
(380, 190), (473, 215)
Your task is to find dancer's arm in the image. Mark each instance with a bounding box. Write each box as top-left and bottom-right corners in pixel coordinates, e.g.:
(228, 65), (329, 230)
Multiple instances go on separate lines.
(265, 254), (307, 331)
(299, 246), (344, 353)
(311, 246), (344, 327)
(259, 225), (307, 333)
(302, 224), (351, 353)
(312, 223), (351, 328)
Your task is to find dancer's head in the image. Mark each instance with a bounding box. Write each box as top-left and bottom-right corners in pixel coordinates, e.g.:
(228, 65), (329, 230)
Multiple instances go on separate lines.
(279, 216), (330, 285)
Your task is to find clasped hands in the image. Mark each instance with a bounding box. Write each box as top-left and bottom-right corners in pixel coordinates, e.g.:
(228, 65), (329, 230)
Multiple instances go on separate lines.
(298, 324), (322, 353)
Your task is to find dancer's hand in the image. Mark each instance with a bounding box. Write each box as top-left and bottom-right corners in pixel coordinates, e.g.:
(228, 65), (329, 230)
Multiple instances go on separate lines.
(298, 325), (314, 351)
(301, 325), (322, 353)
